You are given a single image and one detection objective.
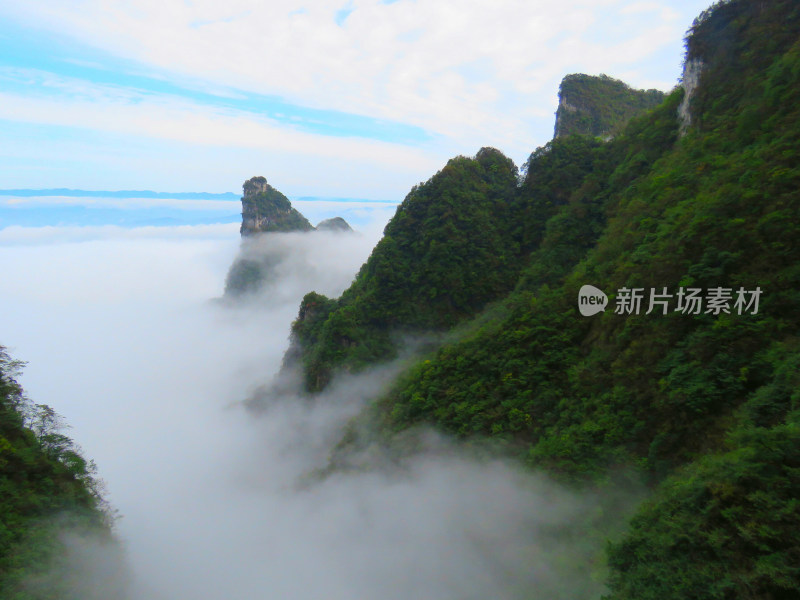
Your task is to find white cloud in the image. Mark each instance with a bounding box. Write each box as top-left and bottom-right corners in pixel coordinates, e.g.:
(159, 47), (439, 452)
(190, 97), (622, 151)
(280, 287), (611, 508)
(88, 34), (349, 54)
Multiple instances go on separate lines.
(0, 88), (437, 171)
(2, 0), (711, 158)
(0, 223), (239, 246)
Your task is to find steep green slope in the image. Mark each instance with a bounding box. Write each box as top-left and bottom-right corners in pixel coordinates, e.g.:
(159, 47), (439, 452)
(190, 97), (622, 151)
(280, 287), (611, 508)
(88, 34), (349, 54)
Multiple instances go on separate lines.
(380, 88), (686, 462)
(371, 0), (800, 596)
(607, 416), (800, 599)
(291, 147), (521, 391)
(283, 0), (800, 597)
(0, 347), (120, 598)
(554, 74), (665, 139)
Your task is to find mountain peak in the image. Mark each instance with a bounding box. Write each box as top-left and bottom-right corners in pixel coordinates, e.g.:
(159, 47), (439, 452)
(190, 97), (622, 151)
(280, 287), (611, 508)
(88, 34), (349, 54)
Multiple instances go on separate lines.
(316, 217), (353, 232)
(239, 176), (313, 236)
(243, 176), (269, 198)
(553, 73), (665, 139)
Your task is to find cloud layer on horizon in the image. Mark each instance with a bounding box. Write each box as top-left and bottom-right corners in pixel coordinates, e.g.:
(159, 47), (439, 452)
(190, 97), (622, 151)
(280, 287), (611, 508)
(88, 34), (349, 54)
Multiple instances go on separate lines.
(0, 193), (398, 230)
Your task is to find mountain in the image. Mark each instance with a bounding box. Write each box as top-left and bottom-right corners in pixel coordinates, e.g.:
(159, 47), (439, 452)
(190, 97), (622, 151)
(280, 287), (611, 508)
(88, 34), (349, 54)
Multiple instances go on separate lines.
(290, 147), (522, 390)
(0, 347), (125, 597)
(315, 217), (353, 232)
(225, 177), (354, 297)
(279, 0), (800, 597)
(553, 74), (665, 139)
(240, 176), (314, 235)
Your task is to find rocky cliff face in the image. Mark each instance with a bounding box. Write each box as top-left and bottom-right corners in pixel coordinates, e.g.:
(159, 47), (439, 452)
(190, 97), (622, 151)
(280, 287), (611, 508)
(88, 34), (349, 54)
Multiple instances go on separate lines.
(678, 58), (705, 135)
(553, 74), (665, 139)
(240, 176), (314, 235)
(224, 177), (354, 297)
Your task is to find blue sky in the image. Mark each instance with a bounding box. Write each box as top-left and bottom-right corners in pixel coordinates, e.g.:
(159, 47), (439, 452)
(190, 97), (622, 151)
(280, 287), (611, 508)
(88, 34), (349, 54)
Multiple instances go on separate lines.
(0, 0), (713, 209)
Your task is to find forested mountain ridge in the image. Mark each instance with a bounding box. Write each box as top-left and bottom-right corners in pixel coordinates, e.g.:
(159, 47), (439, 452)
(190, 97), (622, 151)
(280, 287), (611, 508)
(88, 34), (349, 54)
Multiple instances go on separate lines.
(0, 347), (122, 598)
(283, 0), (800, 597)
(290, 147), (523, 390)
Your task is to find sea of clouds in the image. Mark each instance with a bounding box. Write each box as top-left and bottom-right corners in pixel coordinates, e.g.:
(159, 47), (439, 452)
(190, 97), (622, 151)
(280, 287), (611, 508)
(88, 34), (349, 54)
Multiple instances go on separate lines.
(0, 215), (609, 599)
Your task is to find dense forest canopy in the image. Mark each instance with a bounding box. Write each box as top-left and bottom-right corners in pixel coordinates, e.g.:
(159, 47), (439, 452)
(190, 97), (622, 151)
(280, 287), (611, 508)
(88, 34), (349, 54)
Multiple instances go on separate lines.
(280, 0), (800, 596)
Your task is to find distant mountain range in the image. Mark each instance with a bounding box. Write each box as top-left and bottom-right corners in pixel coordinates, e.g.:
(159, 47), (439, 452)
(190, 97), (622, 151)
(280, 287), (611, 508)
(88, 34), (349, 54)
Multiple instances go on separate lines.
(0, 188), (240, 200)
(0, 188), (396, 203)
(0, 189), (395, 230)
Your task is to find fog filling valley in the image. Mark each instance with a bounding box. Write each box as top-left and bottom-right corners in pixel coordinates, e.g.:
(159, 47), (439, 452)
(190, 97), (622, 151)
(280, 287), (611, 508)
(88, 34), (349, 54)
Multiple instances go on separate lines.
(0, 221), (609, 599)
